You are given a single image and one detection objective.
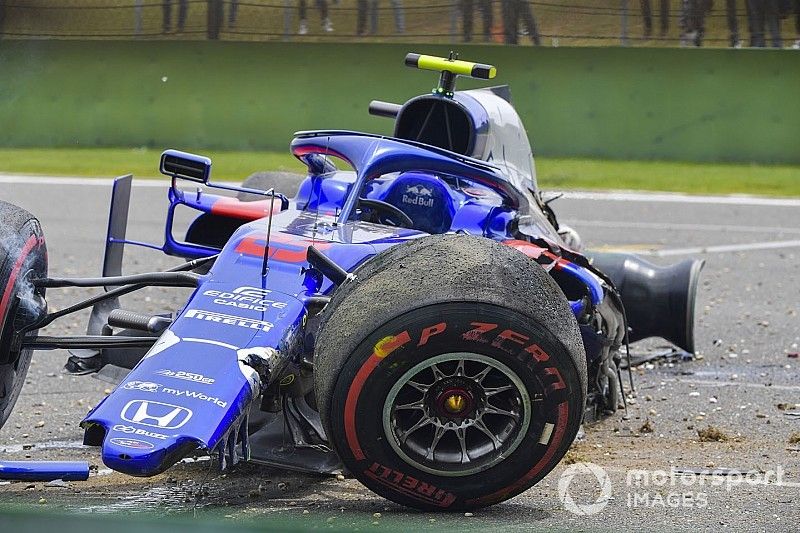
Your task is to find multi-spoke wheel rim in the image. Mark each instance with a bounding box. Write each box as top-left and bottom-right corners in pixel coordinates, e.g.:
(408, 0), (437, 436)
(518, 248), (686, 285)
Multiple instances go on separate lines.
(382, 353), (532, 477)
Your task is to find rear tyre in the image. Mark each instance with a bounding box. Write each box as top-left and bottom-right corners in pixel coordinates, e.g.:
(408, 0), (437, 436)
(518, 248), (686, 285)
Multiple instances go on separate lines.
(0, 201), (47, 430)
(314, 234), (587, 511)
(237, 171), (306, 201)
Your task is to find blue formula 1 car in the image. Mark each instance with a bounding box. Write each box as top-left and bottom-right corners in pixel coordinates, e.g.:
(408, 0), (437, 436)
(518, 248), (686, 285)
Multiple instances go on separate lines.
(0, 53), (703, 511)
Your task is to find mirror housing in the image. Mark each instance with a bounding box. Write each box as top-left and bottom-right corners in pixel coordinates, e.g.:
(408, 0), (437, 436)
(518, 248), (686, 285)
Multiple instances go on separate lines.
(160, 149), (211, 183)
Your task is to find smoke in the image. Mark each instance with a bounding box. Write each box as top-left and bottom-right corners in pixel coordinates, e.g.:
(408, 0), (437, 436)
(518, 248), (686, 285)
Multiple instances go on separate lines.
(0, 228), (46, 322)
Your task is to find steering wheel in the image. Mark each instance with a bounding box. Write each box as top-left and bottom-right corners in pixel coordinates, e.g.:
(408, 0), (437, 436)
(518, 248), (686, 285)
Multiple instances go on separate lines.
(357, 198), (414, 229)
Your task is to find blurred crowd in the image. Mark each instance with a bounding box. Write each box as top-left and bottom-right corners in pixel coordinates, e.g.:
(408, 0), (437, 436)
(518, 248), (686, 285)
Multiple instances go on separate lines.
(154, 0), (800, 47)
(667, 0), (800, 48)
(1, 1), (799, 48)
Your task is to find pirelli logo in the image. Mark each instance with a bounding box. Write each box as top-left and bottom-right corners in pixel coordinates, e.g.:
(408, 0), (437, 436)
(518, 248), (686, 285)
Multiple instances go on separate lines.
(184, 309), (273, 332)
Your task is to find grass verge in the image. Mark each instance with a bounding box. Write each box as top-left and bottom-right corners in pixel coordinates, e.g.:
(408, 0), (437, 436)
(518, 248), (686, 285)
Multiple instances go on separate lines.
(1, 147), (798, 197)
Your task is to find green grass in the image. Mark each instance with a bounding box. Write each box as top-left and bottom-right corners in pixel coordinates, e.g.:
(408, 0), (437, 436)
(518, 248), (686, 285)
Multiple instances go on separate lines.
(1, 147), (798, 196)
(536, 158), (800, 196)
(0, 147), (305, 182)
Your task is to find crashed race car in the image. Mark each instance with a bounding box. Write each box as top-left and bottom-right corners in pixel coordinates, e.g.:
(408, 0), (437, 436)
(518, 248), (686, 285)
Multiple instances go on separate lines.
(0, 53), (703, 511)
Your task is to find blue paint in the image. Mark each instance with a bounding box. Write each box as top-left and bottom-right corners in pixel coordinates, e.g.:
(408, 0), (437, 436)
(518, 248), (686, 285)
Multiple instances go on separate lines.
(0, 461), (90, 481)
(86, 102), (608, 480)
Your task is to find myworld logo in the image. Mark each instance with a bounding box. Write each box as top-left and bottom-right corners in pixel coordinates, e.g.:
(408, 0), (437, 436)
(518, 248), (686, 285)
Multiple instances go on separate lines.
(161, 387), (227, 408)
(122, 381), (227, 408)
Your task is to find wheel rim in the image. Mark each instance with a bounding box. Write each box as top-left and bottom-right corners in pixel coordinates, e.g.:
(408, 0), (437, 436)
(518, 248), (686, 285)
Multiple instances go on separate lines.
(382, 353), (532, 477)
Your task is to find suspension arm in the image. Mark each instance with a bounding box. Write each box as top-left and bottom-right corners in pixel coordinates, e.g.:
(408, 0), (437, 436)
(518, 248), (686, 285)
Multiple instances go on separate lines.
(22, 335), (158, 350)
(34, 271), (201, 289)
(20, 255), (216, 334)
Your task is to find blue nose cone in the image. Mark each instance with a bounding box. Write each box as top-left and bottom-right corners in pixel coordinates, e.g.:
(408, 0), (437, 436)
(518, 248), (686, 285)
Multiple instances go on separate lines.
(101, 431), (202, 476)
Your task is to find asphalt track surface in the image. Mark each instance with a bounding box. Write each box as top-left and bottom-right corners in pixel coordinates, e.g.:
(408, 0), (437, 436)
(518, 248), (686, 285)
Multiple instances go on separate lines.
(0, 175), (798, 532)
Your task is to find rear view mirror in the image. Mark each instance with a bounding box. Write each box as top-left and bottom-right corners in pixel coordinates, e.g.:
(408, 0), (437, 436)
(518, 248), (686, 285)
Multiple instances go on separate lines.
(160, 149), (211, 183)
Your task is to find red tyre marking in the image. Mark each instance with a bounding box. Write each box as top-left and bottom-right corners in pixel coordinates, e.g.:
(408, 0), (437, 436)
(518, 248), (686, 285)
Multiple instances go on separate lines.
(499, 329), (529, 345)
(343, 331), (411, 460)
(462, 322), (497, 341)
(417, 322), (446, 347)
(543, 367), (567, 392)
(365, 462), (456, 508)
(524, 343), (550, 363)
(466, 401), (569, 506)
(0, 234), (39, 323)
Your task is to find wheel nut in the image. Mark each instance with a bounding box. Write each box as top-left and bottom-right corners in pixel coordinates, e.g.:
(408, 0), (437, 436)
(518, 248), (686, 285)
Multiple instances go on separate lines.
(444, 394), (466, 414)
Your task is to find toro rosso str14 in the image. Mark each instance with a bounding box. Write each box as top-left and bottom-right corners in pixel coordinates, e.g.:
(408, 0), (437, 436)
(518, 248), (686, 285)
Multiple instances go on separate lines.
(0, 53), (703, 511)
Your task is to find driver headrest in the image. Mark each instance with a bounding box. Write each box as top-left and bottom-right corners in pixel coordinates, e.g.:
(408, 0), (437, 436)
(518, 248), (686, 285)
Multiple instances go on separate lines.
(384, 174), (454, 234)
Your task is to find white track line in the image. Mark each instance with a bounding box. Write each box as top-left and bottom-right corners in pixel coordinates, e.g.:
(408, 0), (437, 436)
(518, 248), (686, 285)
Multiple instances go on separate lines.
(616, 239), (800, 257)
(562, 190), (800, 207)
(0, 174), (164, 187)
(569, 219), (800, 235)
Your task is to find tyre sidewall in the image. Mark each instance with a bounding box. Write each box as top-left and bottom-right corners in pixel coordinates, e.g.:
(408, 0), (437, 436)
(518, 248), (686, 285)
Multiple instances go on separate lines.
(0, 215), (47, 426)
(328, 303), (583, 511)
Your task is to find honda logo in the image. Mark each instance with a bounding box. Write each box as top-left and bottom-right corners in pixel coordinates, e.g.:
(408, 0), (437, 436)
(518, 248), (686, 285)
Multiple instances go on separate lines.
(121, 400), (193, 429)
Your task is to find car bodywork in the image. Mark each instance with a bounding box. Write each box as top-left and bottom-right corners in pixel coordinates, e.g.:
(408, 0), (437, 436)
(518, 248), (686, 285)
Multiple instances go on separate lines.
(1, 54), (702, 495)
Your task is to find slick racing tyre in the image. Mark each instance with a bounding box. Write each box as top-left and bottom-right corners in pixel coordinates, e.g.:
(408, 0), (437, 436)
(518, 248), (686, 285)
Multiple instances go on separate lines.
(236, 171), (306, 201)
(315, 234), (587, 511)
(0, 201), (47, 430)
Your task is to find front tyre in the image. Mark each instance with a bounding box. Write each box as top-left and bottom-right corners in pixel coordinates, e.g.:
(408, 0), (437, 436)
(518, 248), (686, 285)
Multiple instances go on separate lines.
(0, 201), (47, 430)
(315, 235), (586, 511)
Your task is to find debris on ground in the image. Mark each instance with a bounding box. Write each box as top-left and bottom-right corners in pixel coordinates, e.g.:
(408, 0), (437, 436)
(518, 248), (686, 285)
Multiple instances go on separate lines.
(789, 433), (800, 445)
(777, 403), (800, 411)
(639, 419), (654, 434)
(620, 347), (693, 369)
(563, 448), (589, 465)
(787, 352), (799, 359)
(697, 426), (729, 442)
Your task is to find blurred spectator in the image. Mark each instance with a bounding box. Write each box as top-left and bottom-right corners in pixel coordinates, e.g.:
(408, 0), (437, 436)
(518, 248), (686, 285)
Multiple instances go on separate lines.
(207, 0), (223, 39)
(372, 1), (405, 34)
(501, 0), (540, 45)
(461, 0), (493, 42)
(298, 0), (332, 35)
(228, 0), (239, 29)
(358, 1), (405, 35)
(747, 0), (782, 47)
(680, 0), (712, 46)
(640, 0), (669, 38)
(163, 0), (188, 34)
(134, 0), (143, 35)
(794, 0), (800, 47)
(725, 0), (741, 47)
(518, 1), (541, 44)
